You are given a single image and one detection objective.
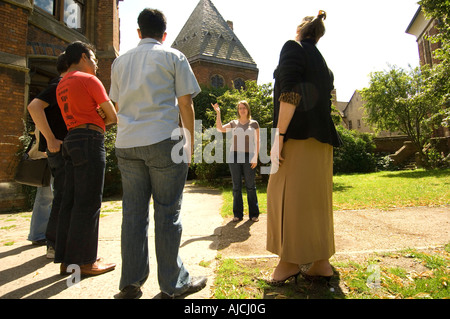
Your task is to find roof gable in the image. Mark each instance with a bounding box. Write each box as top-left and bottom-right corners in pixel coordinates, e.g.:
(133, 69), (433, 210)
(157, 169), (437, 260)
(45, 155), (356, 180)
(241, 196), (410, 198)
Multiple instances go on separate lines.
(171, 0), (257, 70)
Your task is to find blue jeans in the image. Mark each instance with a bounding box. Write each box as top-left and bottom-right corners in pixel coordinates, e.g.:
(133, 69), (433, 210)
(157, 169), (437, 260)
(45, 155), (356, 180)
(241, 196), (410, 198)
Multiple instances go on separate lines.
(45, 149), (65, 249)
(115, 138), (190, 296)
(28, 185), (53, 242)
(228, 152), (260, 219)
(54, 129), (106, 265)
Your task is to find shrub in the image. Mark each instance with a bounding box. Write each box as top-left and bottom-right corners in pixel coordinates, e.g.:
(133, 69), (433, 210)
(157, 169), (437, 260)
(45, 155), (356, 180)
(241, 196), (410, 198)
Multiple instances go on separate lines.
(333, 126), (377, 173)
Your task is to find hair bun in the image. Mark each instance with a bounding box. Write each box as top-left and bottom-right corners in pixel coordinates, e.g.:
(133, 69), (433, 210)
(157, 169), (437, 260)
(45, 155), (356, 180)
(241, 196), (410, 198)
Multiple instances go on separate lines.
(317, 10), (327, 20)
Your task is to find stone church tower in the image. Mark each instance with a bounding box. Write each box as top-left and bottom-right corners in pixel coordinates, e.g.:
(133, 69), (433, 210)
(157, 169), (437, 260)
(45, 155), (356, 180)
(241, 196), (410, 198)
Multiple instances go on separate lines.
(171, 0), (258, 89)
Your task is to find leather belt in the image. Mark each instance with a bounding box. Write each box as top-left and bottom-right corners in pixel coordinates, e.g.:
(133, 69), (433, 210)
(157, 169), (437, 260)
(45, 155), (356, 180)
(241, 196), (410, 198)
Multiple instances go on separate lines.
(70, 123), (104, 134)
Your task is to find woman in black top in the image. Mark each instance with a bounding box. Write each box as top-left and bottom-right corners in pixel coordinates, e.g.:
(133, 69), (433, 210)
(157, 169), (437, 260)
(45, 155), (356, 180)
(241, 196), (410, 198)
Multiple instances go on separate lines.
(267, 11), (342, 284)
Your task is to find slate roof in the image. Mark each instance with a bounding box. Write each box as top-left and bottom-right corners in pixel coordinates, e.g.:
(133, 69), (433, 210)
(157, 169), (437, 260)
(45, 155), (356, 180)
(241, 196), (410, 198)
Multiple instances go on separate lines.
(171, 0), (258, 70)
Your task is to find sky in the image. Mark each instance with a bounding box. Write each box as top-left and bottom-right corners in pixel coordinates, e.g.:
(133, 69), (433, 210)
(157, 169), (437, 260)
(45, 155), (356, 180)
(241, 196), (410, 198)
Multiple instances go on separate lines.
(117, 0), (421, 102)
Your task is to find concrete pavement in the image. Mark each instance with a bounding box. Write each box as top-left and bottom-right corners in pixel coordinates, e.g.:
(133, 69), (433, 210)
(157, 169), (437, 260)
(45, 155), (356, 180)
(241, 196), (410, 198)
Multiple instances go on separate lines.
(0, 182), (224, 299)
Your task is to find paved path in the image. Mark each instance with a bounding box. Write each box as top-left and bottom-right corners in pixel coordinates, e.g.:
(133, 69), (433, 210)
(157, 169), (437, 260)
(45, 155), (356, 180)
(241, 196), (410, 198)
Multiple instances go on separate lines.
(0, 182), (449, 299)
(0, 182), (223, 299)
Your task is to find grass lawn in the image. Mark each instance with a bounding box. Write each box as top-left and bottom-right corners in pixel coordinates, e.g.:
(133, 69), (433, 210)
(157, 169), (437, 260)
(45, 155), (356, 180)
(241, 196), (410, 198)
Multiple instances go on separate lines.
(212, 245), (450, 299)
(207, 168), (450, 217)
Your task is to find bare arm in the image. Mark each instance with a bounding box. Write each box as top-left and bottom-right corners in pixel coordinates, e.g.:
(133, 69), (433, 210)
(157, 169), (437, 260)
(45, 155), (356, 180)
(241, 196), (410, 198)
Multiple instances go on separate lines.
(178, 94), (195, 160)
(212, 103), (231, 133)
(99, 100), (118, 127)
(27, 98), (63, 153)
(251, 128), (260, 169)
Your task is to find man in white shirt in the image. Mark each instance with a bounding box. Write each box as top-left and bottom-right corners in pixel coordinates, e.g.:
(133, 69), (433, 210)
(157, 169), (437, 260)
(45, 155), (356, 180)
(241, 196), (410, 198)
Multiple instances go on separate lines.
(110, 8), (204, 299)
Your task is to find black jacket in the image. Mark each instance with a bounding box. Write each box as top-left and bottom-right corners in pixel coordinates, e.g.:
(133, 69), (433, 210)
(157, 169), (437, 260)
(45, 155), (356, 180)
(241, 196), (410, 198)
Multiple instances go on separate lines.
(273, 39), (342, 147)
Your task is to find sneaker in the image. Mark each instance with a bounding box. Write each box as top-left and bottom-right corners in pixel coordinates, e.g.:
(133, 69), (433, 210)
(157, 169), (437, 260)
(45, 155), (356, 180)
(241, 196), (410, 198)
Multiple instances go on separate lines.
(46, 246), (55, 259)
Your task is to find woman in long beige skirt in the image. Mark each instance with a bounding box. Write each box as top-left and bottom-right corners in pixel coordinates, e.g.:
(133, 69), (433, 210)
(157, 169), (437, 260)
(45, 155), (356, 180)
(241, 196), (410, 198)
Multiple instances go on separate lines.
(267, 11), (342, 284)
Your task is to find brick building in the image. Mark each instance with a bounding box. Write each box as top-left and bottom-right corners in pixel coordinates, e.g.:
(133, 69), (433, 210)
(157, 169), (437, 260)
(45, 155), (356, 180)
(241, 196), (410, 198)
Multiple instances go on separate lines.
(406, 6), (442, 67)
(407, 5), (449, 141)
(0, 0), (121, 212)
(171, 0), (258, 89)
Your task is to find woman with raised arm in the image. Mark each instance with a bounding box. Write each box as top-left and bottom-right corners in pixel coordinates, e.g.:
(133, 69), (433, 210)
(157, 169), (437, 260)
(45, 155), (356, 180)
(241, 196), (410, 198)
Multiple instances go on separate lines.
(213, 101), (260, 222)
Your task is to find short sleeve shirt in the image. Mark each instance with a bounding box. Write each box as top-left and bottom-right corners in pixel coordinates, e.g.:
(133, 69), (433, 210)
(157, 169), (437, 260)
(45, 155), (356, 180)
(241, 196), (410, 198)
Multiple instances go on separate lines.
(109, 38), (201, 148)
(35, 77), (68, 152)
(56, 71), (110, 131)
(228, 119), (259, 153)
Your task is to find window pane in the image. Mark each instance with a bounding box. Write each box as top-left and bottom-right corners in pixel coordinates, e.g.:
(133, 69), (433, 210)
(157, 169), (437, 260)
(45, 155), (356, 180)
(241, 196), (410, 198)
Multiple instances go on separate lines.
(234, 78), (245, 90)
(64, 0), (82, 29)
(211, 75), (224, 88)
(35, 0), (54, 15)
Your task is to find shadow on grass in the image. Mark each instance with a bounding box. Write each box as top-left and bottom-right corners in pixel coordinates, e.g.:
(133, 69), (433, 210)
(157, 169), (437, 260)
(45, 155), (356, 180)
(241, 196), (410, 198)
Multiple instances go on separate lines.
(382, 168), (450, 179)
(333, 182), (353, 193)
(246, 258), (346, 299)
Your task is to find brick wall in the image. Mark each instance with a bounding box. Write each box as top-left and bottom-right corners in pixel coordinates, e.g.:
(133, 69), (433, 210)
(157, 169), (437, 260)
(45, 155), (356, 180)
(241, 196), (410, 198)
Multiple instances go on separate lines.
(0, 0), (31, 212)
(0, 2), (28, 56)
(91, 0), (120, 90)
(191, 60), (258, 88)
(0, 68), (27, 182)
(27, 24), (67, 56)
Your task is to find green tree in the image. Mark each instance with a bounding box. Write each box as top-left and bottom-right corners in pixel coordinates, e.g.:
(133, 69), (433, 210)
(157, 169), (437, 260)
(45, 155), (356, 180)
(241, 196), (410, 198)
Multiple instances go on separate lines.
(333, 125), (377, 173)
(361, 65), (441, 161)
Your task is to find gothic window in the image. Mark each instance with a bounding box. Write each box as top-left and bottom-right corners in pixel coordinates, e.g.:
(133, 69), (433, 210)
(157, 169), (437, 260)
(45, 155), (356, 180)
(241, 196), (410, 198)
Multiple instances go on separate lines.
(233, 78), (245, 90)
(211, 74), (225, 88)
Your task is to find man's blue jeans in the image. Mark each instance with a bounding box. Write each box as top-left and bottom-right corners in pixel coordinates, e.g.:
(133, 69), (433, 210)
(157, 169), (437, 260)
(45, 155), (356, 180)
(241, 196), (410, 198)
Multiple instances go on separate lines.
(115, 138), (190, 296)
(228, 152), (260, 220)
(55, 129), (105, 265)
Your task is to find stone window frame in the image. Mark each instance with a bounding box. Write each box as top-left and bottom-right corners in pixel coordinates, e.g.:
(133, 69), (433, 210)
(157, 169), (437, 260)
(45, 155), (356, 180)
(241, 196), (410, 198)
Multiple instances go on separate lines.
(34, 0), (85, 34)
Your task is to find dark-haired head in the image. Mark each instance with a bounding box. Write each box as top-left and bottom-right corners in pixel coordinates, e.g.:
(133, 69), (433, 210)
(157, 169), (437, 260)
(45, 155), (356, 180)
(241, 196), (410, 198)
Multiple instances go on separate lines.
(63, 41), (95, 67)
(296, 10), (327, 44)
(137, 8), (167, 41)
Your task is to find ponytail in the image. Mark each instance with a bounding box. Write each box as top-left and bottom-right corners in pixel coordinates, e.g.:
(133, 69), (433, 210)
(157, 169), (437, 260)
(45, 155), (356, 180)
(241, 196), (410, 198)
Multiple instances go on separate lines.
(297, 10), (327, 44)
(317, 10), (326, 21)
(56, 52), (69, 74)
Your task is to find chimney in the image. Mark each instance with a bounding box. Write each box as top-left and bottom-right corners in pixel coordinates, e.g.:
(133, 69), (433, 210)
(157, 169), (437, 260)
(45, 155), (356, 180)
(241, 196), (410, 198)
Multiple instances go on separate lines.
(227, 20), (234, 30)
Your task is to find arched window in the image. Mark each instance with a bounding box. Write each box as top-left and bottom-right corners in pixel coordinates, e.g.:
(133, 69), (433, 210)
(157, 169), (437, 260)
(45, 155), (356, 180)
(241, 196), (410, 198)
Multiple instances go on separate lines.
(233, 78), (245, 90)
(211, 74), (225, 88)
